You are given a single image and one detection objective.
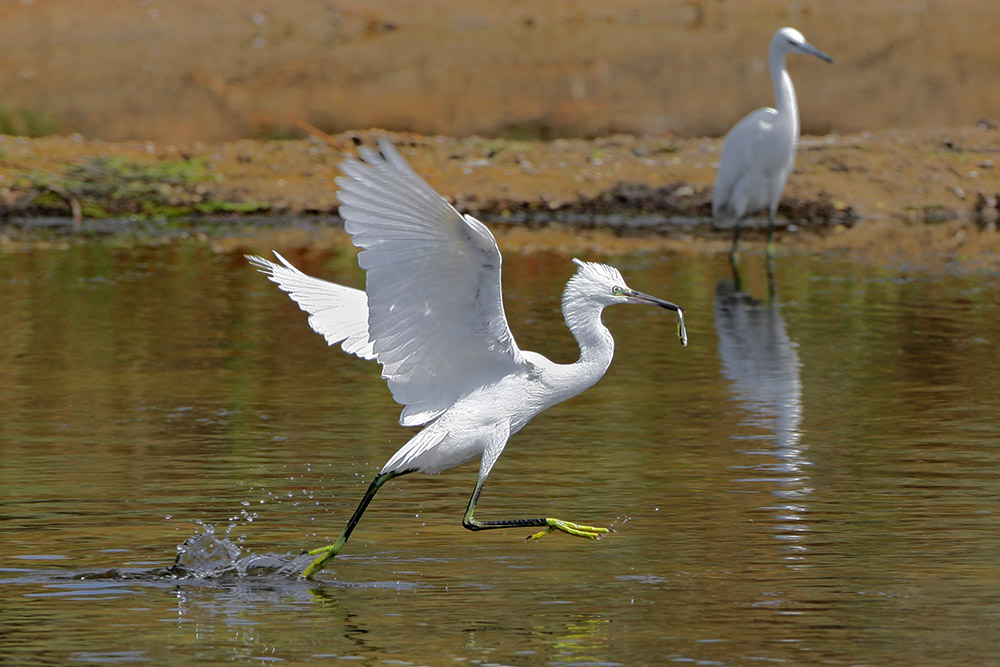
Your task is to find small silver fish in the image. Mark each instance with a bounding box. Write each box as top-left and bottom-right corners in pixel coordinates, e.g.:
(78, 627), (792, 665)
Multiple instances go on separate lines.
(676, 309), (688, 347)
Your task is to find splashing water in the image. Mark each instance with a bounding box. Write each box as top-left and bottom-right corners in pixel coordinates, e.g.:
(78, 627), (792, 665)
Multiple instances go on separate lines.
(169, 523), (308, 579)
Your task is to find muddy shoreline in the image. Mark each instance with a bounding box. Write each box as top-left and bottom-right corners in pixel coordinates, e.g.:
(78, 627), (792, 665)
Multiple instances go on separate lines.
(2, 127), (999, 273)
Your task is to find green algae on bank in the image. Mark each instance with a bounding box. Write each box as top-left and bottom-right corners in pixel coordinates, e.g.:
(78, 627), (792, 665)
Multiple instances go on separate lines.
(2, 128), (1000, 273)
(3, 154), (271, 220)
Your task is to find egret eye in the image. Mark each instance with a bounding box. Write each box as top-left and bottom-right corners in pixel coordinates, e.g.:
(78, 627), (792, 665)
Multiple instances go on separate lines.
(611, 286), (625, 297)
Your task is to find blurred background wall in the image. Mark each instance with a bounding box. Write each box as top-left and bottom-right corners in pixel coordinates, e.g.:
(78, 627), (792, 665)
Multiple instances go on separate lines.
(0, 0), (996, 142)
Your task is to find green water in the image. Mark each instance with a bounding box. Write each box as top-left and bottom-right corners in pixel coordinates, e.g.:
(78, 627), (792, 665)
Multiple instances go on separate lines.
(2, 238), (999, 665)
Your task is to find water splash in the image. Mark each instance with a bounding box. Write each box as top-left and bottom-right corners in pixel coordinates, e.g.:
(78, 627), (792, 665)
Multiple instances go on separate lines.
(168, 523), (309, 579)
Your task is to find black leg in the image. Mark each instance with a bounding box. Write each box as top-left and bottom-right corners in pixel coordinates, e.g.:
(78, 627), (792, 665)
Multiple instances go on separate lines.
(461, 475), (608, 540)
(766, 210), (777, 259)
(302, 469), (411, 579)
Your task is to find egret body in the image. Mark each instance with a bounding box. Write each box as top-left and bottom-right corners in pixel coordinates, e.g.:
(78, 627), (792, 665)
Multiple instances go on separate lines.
(248, 140), (687, 578)
(712, 27), (832, 258)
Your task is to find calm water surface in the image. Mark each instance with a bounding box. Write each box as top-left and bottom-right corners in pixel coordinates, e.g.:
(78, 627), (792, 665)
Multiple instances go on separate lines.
(2, 236), (999, 665)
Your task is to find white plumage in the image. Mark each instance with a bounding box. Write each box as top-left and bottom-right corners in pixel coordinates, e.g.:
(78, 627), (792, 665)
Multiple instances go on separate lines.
(713, 27), (833, 257)
(248, 139), (686, 578)
(248, 254), (375, 358)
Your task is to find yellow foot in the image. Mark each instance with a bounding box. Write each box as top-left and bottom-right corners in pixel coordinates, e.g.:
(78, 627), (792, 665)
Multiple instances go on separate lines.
(301, 544), (339, 579)
(526, 518), (609, 541)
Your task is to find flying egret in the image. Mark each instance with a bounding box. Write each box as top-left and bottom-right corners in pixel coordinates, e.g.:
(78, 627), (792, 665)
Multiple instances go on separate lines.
(247, 139), (687, 579)
(712, 27), (833, 259)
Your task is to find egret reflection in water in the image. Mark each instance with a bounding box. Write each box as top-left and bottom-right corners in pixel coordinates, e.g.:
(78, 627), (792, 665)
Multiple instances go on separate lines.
(714, 266), (811, 558)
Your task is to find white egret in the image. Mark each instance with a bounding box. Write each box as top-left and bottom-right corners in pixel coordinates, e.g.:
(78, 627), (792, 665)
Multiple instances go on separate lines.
(712, 27), (833, 259)
(248, 139), (687, 579)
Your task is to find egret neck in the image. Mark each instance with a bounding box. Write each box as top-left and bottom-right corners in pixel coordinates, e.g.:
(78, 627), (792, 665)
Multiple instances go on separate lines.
(770, 41), (800, 144)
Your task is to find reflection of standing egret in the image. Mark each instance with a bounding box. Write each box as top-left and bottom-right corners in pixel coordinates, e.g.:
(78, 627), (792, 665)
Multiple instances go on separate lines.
(713, 276), (802, 454)
(714, 268), (810, 558)
(713, 27), (833, 260)
(249, 140), (687, 578)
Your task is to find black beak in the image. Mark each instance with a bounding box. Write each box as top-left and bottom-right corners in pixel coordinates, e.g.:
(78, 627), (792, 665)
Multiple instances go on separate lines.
(624, 289), (682, 312)
(624, 290), (688, 347)
(799, 41), (834, 64)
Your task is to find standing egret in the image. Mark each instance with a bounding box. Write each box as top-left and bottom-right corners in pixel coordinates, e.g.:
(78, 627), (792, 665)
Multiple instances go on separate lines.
(712, 27), (833, 259)
(248, 139), (688, 578)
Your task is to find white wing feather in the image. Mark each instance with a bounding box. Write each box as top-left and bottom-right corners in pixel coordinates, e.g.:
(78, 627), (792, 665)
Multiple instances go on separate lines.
(338, 138), (527, 426)
(712, 107), (783, 222)
(247, 252), (375, 359)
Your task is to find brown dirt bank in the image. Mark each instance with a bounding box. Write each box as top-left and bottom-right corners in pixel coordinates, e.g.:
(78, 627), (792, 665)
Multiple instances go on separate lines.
(1, 126), (999, 274)
(1, 2), (998, 142)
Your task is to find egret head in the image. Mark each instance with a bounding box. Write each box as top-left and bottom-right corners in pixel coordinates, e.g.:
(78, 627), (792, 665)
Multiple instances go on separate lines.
(566, 259), (687, 345)
(774, 27), (833, 63)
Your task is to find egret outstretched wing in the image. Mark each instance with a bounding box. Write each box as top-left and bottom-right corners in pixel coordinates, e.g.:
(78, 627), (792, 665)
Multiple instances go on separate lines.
(338, 138), (527, 426)
(247, 252), (375, 359)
